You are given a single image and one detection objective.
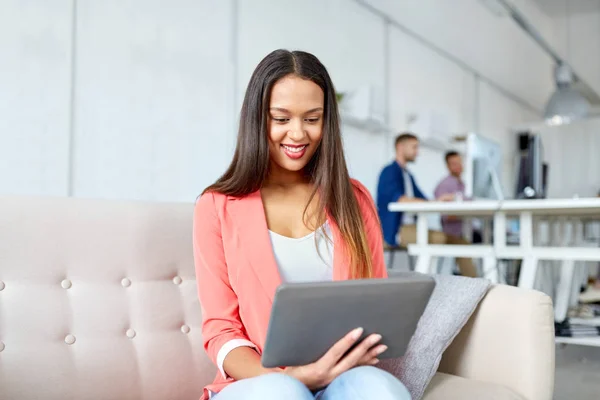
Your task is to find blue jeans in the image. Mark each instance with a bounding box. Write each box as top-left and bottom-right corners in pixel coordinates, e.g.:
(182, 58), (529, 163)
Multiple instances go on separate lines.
(213, 366), (411, 399)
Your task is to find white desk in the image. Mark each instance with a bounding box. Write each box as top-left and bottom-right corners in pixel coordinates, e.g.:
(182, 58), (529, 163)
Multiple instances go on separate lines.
(388, 198), (600, 347)
(388, 201), (499, 281)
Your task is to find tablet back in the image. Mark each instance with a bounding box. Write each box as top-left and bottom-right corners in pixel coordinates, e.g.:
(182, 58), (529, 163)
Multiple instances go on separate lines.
(261, 274), (435, 368)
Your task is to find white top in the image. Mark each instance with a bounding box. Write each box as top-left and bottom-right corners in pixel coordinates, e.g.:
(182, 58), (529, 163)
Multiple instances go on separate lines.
(213, 223), (334, 387)
(269, 222), (334, 283)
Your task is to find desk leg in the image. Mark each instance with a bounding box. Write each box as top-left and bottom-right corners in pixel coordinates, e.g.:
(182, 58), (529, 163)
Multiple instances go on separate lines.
(483, 256), (499, 283)
(554, 259), (576, 323)
(518, 256), (538, 289)
(415, 254), (433, 275)
(483, 219), (492, 244)
(416, 214), (429, 246)
(517, 211), (538, 289)
(520, 212), (533, 249)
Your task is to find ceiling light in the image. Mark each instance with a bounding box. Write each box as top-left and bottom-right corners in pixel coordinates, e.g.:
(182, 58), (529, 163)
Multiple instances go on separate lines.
(544, 63), (590, 125)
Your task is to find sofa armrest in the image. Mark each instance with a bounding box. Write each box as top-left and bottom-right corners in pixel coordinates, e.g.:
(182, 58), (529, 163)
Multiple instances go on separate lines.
(439, 284), (555, 400)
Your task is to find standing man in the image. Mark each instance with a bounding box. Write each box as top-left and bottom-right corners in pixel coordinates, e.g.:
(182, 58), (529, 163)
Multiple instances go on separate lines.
(434, 151), (466, 239)
(377, 134), (477, 277)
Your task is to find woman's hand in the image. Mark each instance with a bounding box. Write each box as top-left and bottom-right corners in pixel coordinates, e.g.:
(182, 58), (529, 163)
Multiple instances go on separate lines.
(283, 328), (387, 390)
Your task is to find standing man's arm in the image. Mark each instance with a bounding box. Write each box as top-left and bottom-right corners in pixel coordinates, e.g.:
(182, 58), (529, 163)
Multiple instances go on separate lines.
(433, 179), (446, 200)
(434, 178), (460, 221)
(430, 177), (456, 202)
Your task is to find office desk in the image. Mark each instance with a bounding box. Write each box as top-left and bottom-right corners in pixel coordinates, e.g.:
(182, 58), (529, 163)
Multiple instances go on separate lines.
(387, 201), (499, 281)
(388, 198), (600, 346)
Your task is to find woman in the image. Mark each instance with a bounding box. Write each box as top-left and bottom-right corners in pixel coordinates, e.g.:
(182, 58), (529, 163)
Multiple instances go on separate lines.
(194, 49), (410, 400)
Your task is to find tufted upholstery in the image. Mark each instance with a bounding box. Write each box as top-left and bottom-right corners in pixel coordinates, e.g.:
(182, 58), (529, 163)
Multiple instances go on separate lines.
(0, 196), (214, 400)
(0, 196), (554, 400)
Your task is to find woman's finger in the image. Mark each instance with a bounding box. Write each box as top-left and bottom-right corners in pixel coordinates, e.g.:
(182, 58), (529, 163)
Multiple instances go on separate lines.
(331, 333), (382, 376)
(317, 327), (364, 368)
(357, 344), (387, 365)
(359, 344), (387, 363)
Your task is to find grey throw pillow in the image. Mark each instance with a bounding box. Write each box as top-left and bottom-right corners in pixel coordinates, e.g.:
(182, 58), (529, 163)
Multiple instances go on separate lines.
(379, 274), (491, 400)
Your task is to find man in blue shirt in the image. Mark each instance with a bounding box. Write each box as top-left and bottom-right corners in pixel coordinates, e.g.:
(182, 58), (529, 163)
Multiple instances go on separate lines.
(376, 133), (476, 277)
(377, 133), (429, 246)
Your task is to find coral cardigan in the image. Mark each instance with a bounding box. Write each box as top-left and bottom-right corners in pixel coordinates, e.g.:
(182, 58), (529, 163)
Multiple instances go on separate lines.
(193, 179), (387, 399)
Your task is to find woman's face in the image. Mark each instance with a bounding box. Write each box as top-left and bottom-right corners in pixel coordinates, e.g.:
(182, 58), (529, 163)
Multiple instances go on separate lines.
(267, 74), (324, 175)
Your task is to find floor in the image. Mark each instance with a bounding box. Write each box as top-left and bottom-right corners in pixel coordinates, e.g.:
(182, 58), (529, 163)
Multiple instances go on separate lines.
(555, 344), (600, 400)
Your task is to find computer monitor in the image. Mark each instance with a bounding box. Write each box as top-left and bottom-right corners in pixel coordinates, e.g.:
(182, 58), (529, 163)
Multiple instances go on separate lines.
(514, 132), (546, 199)
(463, 133), (504, 200)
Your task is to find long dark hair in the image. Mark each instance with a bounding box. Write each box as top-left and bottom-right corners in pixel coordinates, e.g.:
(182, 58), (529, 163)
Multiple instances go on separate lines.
(204, 49), (373, 279)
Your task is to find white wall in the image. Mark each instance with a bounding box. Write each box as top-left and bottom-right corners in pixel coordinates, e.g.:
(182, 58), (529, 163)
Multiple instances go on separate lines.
(364, 0), (555, 110)
(538, 118), (600, 198)
(0, 0), (72, 196)
(553, 9), (600, 95)
(2, 0), (562, 202)
(72, 0), (235, 201)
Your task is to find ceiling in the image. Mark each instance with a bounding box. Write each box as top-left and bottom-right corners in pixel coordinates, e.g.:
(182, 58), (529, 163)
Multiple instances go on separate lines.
(532, 0), (600, 16)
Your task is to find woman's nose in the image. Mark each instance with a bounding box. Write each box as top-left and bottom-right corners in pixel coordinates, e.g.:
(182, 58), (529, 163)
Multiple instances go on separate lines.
(287, 119), (307, 141)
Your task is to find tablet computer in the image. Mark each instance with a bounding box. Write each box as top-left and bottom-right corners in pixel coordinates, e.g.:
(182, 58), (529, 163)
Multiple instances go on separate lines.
(261, 273), (435, 368)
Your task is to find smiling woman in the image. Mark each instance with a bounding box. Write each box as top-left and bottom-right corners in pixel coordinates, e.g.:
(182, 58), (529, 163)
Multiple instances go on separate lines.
(195, 49), (410, 400)
(203, 49), (376, 276)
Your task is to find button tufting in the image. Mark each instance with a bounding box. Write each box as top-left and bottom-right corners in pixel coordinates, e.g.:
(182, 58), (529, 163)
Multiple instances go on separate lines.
(61, 279), (72, 289)
(126, 329), (136, 339)
(0, 341), (4, 352)
(181, 325), (190, 334)
(0, 281), (5, 291)
(172, 276), (182, 285)
(121, 278), (131, 287)
(64, 334), (76, 345)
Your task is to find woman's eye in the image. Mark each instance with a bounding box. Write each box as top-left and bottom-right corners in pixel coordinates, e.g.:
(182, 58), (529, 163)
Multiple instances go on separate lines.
(273, 118), (289, 123)
(305, 118), (320, 123)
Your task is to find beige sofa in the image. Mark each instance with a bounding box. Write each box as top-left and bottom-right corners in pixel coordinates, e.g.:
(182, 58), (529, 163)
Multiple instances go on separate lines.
(0, 196), (555, 400)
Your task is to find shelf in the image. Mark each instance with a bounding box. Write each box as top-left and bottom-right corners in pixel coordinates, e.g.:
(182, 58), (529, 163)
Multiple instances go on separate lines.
(340, 112), (391, 134)
(419, 136), (453, 152)
(340, 113), (453, 151)
(555, 336), (600, 347)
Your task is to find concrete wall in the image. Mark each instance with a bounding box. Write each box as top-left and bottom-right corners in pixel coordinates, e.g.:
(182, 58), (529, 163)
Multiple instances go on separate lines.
(1, 0), (560, 202)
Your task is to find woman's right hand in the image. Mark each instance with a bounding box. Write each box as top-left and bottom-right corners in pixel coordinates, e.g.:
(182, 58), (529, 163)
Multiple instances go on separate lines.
(283, 328), (387, 390)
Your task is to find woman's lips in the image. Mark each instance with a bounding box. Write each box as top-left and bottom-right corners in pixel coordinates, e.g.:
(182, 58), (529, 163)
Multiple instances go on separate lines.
(281, 144), (308, 159)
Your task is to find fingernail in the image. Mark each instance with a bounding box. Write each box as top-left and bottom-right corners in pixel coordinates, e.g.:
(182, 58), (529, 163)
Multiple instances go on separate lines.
(377, 345), (388, 354)
(371, 358), (380, 365)
(371, 334), (382, 343)
(352, 327), (363, 340)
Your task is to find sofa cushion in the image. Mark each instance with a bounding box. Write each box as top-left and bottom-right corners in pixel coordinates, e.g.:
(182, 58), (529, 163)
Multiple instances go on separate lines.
(423, 373), (525, 400)
(381, 273), (491, 400)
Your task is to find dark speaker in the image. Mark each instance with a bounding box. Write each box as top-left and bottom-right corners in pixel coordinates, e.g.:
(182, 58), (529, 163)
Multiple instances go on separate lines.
(518, 132), (530, 151)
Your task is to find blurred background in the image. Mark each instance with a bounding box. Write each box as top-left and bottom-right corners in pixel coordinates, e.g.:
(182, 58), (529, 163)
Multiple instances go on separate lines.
(2, 0), (599, 203)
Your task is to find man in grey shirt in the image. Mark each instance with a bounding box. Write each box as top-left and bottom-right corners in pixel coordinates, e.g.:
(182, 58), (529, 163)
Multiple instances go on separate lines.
(433, 151), (477, 277)
(434, 151), (466, 238)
